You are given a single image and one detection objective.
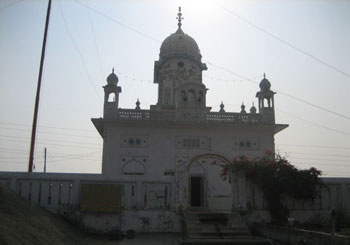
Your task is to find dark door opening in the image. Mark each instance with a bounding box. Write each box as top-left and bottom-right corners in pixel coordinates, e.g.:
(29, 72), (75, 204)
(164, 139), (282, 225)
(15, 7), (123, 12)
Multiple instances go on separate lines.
(190, 176), (202, 207)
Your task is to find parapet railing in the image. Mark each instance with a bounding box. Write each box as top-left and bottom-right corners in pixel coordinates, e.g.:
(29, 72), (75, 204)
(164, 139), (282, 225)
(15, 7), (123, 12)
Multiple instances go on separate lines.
(118, 110), (150, 120)
(206, 112), (260, 123)
(107, 109), (262, 124)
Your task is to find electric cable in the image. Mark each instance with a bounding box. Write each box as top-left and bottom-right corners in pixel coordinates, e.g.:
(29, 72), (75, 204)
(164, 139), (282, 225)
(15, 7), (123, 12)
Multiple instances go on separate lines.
(210, 0), (350, 79)
(57, 0), (102, 103)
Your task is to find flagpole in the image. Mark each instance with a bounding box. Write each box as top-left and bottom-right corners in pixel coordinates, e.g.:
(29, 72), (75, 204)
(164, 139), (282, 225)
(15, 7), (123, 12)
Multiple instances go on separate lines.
(28, 0), (52, 172)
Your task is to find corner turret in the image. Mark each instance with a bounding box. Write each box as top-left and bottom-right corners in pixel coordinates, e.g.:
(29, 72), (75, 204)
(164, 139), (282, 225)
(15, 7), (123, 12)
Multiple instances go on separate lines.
(103, 68), (122, 118)
(256, 74), (275, 123)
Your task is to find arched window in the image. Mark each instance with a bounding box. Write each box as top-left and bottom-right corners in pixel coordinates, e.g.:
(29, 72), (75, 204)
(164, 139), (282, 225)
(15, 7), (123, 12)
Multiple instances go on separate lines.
(197, 91), (203, 103)
(188, 89), (196, 103)
(180, 90), (187, 102)
(108, 92), (115, 102)
(164, 87), (171, 105)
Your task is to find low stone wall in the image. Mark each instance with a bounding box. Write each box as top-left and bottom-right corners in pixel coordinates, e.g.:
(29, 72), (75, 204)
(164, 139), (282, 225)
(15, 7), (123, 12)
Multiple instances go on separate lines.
(63, 210), (182, 233)
(0, 172), (181, 233)
(252, 223), (350, 245)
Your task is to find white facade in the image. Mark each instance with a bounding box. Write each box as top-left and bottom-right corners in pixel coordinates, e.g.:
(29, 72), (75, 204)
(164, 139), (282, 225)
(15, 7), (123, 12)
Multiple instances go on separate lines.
(92, 9), (287, 212)
(1, 10), (349, 233)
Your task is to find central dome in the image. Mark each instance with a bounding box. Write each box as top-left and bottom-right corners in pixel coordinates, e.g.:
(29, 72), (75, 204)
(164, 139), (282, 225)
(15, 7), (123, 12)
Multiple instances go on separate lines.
(160, 28), (202, 61)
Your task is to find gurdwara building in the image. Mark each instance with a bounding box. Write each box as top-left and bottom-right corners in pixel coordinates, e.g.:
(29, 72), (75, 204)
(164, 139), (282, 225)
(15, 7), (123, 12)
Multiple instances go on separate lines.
(92, 9), (288, 213)
(1, 9), (349, 234)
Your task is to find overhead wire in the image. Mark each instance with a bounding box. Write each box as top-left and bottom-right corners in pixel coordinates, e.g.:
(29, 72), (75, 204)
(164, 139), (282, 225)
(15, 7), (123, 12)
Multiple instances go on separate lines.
(48, 151), (100, 162)
(0, 122), (97, 133)
(281, 151), (350, 158)
(73, 0), (161, 44)
(86, 0), (105, 82)
(292, 162), (349, 167)
(0, 126), (100, 139)
(210, 0), (350, 79)
(205, 61), (350, 121)
(72, 1), (350, 121)
(57, 0), (102, 103)
(2, 138), (99, 150)
(2, 1), (349, 175)
(0, 0), (24, 12)
(0, 135), (100, 146)
(276, 109), (350, 136)
(290, 157), (349, 163)
(277, 144), (350, 150)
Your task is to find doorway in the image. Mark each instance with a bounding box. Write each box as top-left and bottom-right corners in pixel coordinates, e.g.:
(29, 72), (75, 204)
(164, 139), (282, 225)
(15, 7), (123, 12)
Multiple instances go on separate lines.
(190, 176), (202, 207)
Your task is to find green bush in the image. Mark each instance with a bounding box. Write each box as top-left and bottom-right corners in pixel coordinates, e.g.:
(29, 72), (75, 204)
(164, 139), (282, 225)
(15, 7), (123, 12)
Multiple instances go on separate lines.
(214, 152), (323, 224)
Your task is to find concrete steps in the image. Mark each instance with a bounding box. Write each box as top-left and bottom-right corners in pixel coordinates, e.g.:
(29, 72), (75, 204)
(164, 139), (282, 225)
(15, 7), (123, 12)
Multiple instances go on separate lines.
(181, 211), (271, 245)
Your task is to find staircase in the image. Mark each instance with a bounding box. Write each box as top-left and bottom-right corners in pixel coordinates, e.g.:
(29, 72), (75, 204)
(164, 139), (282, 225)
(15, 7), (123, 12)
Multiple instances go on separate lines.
(181, 211), (272, 244)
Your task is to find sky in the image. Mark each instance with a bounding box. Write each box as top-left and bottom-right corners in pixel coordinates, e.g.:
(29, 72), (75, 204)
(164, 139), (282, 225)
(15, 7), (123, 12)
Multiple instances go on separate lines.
(0, 0), (349, 176)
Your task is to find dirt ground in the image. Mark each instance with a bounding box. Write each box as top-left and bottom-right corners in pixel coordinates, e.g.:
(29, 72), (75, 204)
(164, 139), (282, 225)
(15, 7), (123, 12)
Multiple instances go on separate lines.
(0, 184), (121, 245)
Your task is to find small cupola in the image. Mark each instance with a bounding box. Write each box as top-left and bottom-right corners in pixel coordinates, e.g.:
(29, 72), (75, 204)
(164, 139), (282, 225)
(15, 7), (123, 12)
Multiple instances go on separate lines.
(259, 73), (271, 92)
(256, 73), (276, 123)
(219, 101), (225, 113)
(106, 68), (119, 85)
(240, 103), (246, 113)
(103, 68), (122, 118)
(250, 103), (257, 114)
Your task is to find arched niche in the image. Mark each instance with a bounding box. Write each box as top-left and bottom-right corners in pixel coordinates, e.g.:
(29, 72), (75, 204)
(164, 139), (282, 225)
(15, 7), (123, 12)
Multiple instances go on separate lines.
(188, 89), (196, 103)
(121, 159), (146, 176)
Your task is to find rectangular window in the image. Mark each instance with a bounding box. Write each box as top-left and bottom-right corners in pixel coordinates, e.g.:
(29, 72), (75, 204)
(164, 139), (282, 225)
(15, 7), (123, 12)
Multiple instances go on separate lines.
(121, 135), (149, 148)
(183, 138), (200, 148)
(233, 137), (259, 150)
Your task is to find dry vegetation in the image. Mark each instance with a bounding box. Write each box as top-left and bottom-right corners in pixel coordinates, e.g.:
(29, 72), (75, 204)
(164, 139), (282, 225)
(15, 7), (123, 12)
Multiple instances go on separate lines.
(0, 184), (119, 244)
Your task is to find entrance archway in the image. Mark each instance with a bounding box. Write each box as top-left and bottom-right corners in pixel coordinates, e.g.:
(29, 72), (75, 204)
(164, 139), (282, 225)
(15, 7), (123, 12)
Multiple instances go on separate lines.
(187, 154), (232, 210)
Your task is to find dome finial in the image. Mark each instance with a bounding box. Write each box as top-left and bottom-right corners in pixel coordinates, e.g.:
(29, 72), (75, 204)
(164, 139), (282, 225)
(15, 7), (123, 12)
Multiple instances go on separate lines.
(241, 102), (246, 113)
(135, 98), (141, 110)
(176, 6), (183, 28)
(219, 101), (225, 113)
(263, 73), (266, 79)
(112, 67), (115, 73)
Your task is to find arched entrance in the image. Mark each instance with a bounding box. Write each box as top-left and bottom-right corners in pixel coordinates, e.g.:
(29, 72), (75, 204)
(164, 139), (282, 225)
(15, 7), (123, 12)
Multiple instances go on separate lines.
(187, 154), (232, 210)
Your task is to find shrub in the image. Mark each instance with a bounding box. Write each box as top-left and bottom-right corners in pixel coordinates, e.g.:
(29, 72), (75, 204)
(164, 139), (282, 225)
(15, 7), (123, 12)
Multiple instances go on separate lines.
(214, 152), (322, 224)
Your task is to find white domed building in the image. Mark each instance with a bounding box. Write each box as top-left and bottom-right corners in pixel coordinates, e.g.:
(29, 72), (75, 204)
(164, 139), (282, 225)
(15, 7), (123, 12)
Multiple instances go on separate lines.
(91, 8), (288, 229)
(2, 8), (349, 236)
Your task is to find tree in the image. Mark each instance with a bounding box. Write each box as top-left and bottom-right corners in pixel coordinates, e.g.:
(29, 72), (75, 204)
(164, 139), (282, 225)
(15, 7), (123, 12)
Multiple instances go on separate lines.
(213, 152), (322, 224)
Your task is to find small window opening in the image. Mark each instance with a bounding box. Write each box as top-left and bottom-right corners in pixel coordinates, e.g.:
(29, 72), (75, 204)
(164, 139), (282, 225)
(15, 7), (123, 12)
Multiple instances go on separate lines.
(177, 61), (184, 68)
(108, 93), (116, 102)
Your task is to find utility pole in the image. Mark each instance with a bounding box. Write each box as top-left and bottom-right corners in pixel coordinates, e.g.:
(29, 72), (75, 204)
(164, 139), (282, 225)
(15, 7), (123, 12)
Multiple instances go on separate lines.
(44, 148), (47, 173)
(28, 0), (52, 172)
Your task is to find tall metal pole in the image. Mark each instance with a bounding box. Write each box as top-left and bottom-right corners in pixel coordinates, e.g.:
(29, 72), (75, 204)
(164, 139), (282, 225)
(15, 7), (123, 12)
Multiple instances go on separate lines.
(44, 147), (47, 173)
(28, 0), (52, 172)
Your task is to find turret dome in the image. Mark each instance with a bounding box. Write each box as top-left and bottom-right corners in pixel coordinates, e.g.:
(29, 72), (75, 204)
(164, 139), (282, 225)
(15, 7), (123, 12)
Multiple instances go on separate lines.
(259, 74), (271, 92)
(106, 68), (118, 85)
